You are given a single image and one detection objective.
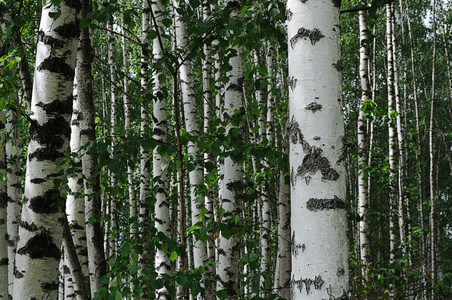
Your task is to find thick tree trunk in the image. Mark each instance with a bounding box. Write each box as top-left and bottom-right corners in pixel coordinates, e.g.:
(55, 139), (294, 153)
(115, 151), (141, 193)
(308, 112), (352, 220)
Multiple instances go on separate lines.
(13, 1), (80, 298)
(287, 0), (349, 298)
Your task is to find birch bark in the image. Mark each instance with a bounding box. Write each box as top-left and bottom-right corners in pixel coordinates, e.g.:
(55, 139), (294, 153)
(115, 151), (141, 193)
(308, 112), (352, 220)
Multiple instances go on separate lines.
(287, 0), (349, 298)
(216, 2), (245, 297)
(107, 17), (118, 257)
(358, 1), (370, 275)
(13, 0), (80, 297)
(386, 3), (398, 270)
(173, 0), (207, 276)
(77, 0), (107, 295)
(138, 1), (151, 298)
(151, 1), (171, 298)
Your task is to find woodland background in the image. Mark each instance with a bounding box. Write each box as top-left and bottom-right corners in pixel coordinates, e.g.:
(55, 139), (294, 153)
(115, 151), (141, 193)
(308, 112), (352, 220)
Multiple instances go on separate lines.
(0, 0), (452, 299)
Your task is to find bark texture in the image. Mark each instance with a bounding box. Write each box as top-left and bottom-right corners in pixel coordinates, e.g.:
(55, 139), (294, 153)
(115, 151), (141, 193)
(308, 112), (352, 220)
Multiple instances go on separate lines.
(287, 0), (349, 298)
(13, 0), (81, 298)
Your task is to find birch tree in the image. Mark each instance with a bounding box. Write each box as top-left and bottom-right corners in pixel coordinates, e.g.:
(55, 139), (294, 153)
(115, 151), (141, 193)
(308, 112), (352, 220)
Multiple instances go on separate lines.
(357, 1), (371, 276)
(13, 0), (80, 297)
(216, 1), (245, 296)
(0, 111), (7, 299)
(151, 1), (171, 298)
(287, 0), (349, 298)
(77, 0), (107, 295)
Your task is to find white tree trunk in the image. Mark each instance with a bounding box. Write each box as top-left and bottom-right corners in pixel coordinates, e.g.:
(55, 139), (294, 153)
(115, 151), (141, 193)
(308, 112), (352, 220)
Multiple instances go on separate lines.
(152, 1), (171, 299)
(138, 1), (151, 298)
(287, 0), (349, 298)
(107, 18), (118, 258)
(386, 3), (398, 270)
(202, 3), (216, 298)
(216, 3), (245, 296)
(65, 62), (89, 299)
(5, 106), (22, 299)
(13, 1), (80, 298)
(358, 0), (370, 276)
(173, 0), (207, 277)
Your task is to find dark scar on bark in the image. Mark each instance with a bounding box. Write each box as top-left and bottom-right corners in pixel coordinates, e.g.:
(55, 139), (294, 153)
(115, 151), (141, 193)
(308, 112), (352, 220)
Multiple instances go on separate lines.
(306, 195), (346, 211)
(296, 146), (339, 181)
(290, 27), (325, 48)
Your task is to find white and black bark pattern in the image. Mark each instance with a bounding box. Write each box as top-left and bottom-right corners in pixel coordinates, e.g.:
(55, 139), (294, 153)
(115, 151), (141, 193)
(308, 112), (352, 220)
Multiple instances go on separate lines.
(138, 0), (151, 297)
(107, 17), (118, 258)
(287, 0), (349, 299)
(66, 58), (89, 299)
(173, 0), (207, 279)
(391, 8), (407, 262)
(358, 0), (370, 274)
(5, 106), (22, 299)
(216, 2), (245, 296)
(202, 2), (216, 298)
(13, 0), (81, 298)
(386, 3), (398, 268)
(151, 1), (171, 299)
(0, 111), (7, 299)
(77, 0), (107, 295)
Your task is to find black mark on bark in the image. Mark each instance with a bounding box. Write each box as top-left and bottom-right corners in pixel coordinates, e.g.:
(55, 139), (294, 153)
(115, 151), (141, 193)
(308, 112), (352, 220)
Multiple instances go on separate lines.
(17, 231), (61, 259)
(38, 56), (75, 80)
(305, 102), (322, 112)
(28, 190), (64, 214)
(54, 22), (80, 39)
(306, 195), (346, 211)
(297, 146), (340, 181)
(288, 76), (297, 91)
(290, 27), (325, 48)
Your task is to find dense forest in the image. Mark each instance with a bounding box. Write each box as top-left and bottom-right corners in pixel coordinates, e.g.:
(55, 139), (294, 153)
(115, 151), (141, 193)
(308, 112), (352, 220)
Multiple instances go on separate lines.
(0, 0), (451, 299)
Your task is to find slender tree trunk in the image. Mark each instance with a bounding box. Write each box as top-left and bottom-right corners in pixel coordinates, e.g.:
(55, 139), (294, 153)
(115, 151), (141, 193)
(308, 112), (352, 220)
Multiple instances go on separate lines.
(287, 0), (349, 298)
(438, 2), (452, 120)
(429, 0), (437, 289)
(66, 61), (89, 298)
(138, 1), (151, 298)
(386, 3), (398, 272)
(151, 1), (171, 298)
(107, 17), (118, 258)
(202, 2), (216, 298)
(216, 2), (245, 297)
(5, 104), (22, 299)
(391, 6), (408, 263)
(358, 1), (371, 278)
(173, 0), (207, 278)
(404, 0), (427, 293)
(121, 3), (135, 241)
(78, 0), (107, 295)
(13, 1), (80, 297)
(0, 111), (7, 299)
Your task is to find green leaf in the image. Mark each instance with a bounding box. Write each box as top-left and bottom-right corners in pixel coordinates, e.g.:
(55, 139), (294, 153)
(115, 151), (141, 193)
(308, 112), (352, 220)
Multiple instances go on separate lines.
(170, 250), (178, 262)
